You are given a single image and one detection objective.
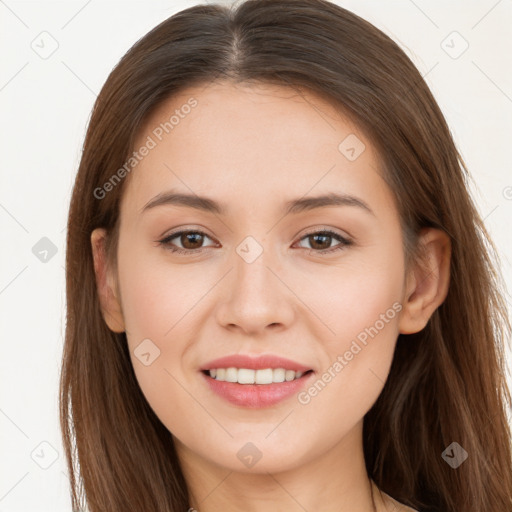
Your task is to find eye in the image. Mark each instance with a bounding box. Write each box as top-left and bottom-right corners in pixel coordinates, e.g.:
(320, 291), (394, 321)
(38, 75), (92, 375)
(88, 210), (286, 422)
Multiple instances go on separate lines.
(158, 229), (217, 255)
(294, 229), (352, 254)
(157, 228), (352, 255)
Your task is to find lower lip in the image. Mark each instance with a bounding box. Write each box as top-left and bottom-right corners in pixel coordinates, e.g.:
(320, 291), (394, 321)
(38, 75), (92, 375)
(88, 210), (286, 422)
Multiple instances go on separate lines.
(201, 371), (314, 408)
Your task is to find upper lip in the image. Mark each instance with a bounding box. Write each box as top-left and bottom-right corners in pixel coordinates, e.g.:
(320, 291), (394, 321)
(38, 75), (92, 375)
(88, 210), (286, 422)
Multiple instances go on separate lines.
(200, 354), (313, 372)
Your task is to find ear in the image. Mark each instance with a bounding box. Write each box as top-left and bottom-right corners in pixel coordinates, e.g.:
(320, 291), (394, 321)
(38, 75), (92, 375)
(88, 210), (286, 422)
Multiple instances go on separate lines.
(90, 228), (125, 333)
(398, 228), (451, 334)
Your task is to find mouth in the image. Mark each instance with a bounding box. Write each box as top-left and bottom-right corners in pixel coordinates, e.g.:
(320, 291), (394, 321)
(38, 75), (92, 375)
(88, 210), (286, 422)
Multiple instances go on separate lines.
(201, 367), (314, 384)
(200, 367), (315, 408)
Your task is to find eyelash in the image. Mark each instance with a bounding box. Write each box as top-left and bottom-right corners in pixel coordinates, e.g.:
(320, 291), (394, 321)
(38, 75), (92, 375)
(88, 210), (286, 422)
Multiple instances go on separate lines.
(157, 228), (353, 256)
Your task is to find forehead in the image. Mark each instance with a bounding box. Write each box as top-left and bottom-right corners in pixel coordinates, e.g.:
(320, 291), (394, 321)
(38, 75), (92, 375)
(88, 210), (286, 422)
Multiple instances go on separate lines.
(121, 81), (391, 219)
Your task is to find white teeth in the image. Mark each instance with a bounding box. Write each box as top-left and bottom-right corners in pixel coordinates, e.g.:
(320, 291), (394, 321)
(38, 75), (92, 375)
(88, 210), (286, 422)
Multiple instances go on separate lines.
(273, 368), (285, 383)
(225, 367), (238, 382)
(208, 367), (307, 384)
(237, 368), (255, 384)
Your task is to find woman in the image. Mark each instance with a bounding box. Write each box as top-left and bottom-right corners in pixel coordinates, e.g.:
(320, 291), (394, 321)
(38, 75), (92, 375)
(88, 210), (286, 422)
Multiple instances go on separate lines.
(60, 0), (512, 511)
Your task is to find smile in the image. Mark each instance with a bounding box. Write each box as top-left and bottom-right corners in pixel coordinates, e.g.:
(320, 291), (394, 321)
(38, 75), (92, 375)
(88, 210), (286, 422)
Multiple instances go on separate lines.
(201, 368), (315, 408)
(205, 367), (309, 384)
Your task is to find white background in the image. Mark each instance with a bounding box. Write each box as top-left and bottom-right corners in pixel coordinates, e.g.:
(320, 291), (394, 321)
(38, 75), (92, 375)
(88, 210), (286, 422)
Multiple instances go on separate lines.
(1, 1), (511, 510)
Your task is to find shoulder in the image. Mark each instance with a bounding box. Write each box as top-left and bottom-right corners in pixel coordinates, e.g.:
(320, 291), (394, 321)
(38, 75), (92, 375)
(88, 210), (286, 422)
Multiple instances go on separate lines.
(394, 504), (420, 512)
(380, 491), (420, 511)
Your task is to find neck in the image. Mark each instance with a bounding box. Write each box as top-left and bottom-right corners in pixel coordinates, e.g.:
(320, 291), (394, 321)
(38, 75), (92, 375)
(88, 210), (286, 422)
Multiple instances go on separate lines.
(177, 422), (382, 512)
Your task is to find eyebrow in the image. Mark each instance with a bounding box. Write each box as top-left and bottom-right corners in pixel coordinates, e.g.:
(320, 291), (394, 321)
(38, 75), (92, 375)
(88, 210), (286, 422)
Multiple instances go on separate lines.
(141, 190), (375, 217)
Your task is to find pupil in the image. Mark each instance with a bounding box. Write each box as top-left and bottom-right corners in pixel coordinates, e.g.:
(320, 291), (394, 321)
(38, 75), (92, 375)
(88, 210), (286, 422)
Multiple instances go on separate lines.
(311, 234), (330, 250)
(183, 233), (202, 248)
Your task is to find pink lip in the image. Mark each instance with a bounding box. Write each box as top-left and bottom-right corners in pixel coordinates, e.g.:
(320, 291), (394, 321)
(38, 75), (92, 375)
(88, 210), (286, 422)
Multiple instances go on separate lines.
(199, 354), (314, 408)
(201, 371), (314, 408)
(200, 354), (312, 372)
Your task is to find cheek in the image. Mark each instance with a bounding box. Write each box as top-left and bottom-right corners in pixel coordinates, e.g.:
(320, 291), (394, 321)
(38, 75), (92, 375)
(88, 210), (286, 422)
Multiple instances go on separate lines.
(114, 242), (195, 383)
(334, 267), (402, 342)
(116, 251), (202, 430)
(280, 266), (402, 406)
(316, 245), (404, 346)
(298, 252), (404, 426)
(117, 242), (201, 342)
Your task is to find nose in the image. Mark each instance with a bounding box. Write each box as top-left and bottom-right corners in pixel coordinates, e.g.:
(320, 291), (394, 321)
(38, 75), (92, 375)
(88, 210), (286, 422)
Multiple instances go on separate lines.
(215, 241), (295, 336)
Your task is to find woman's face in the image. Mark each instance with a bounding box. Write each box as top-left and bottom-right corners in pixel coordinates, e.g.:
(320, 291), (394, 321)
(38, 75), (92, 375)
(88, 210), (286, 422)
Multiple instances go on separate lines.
(97, 81), (412, 474)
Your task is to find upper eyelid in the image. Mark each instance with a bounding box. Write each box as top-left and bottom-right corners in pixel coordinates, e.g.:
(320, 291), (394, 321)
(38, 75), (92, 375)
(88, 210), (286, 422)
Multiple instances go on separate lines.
(160, 228), (216, 244)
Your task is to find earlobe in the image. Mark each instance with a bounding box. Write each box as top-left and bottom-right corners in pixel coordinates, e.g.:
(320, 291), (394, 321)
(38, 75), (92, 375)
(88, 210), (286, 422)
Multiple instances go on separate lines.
(90, 228), (125, 333)
(398, 228), (451, 335)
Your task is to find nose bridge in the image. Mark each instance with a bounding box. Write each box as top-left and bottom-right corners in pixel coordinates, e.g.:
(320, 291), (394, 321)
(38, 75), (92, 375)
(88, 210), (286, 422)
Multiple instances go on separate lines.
(232, 233), (278, 299)
(216, 232), (293, 332)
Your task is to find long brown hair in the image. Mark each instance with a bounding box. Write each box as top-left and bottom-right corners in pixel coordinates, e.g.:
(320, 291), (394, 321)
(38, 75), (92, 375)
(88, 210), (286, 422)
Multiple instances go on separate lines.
(60, 0), (512, 510)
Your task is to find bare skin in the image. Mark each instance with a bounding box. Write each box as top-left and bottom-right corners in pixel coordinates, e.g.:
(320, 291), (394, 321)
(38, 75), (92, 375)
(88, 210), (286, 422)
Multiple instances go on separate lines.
(91, 81), (450, 512)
